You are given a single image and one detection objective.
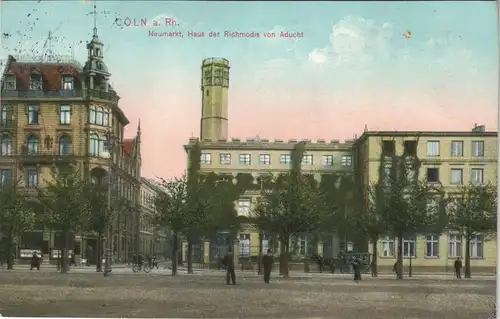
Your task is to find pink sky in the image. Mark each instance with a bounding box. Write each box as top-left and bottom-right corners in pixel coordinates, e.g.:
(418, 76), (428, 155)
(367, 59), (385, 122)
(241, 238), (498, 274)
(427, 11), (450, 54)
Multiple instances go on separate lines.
(121, 83), (497, 179)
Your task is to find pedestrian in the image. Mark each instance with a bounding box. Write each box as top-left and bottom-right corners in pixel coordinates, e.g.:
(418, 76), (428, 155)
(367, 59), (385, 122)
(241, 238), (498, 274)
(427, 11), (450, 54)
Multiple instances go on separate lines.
(222, 251), (236, 285)
(317, 254), (324, 273)
(30, 252), (40, 271)
(454, 257), (462, 279)
(70, 252), (76, 267)
(215, 253), (221, 271)
(330, 259), (336, 274)
(352, 257), (362, 282)
(262, 249), (274, 284)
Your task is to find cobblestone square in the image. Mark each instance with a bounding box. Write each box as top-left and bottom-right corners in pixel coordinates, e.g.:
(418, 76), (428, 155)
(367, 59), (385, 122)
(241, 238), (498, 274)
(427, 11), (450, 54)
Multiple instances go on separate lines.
(0, 271), (495, 318)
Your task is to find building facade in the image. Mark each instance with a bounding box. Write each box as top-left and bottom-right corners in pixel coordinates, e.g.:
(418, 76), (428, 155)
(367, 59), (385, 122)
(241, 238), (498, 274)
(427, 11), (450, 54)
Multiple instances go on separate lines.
(138, 178), (170, 257)
(184, 58), (356, 264)
(183, 58), (498, 272)
(0, 25), (142, 264)
(354, 127), (497, 273)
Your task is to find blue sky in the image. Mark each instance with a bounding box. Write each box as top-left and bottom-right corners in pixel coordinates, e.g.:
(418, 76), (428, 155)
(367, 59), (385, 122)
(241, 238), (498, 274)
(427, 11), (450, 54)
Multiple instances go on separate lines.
(1, 1), (497, 178)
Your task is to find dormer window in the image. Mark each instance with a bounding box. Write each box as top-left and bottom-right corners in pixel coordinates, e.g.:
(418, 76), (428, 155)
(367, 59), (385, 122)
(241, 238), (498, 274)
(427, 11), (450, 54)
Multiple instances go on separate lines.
(62, 76), (73, 90)
(29, 75), (42, 91)
(4, 75), (16, 90)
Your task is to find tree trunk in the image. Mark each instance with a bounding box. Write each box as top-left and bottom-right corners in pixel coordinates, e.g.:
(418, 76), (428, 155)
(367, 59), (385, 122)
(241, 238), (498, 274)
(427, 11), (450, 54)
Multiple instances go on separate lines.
(371, 237), (378, 277)
(61, 229), (70, 274)
(396, 233), (403, 279)
(171, 231), (178, 276)
(279, 235), (290, 277)
(6, 230), (14, 270)
(465, 235), (471, 278)
(257, 231), (263, 275)
(96, 232), (103, 272)
(187, 238), (194, 274)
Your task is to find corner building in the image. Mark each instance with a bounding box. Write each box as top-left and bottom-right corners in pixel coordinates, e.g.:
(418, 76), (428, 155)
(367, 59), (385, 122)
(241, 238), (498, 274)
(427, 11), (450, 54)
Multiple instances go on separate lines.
(184, 58), (498, 274)
(355, 128), (497, 273)
(0, 25), (144, 265)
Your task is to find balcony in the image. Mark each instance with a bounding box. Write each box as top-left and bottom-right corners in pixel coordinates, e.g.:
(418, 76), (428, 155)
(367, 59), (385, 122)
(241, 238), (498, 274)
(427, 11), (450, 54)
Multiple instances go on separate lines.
(0, 119), (15, 130)
(20, 150), (76, 165)
(1, 89), (119, 103)
(1, 90), (84, 98)
(86, 89), (120, 103)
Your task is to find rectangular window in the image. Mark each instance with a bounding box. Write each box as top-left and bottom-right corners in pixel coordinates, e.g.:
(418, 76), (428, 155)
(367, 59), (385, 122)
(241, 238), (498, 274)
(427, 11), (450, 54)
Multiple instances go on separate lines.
(4, 75), (16, 90)
(450, 168), (463, 185)
(29, 75), (42, 90)
(469, 235), (483, 259)
(404, 140), (417, 156)
(450, 141), (463, 157)
(200, 153), (211, 164)
(62, 76), (74, 90)
(59, 105), (71, 124)
(302, 154), (313, 165)
(470, 168), (484, 185)
(380, 236), (394, 257)
(448, 234), (462, 258)
(280, 154), (291, 164)
(382, 140), (395, 155)
(27, 105), (39, 124)
(239, 233), (251, 257)
(239, 154), (251, 165)
(297, 236), (309, 256)
(219, 153), (231, 165)
(471, 141), (484, 157)
(426, 197), (439, 216)
(259, 154), (271, 164)
(341, 155), (352, 167)
(426, 141), (440, 156)
(26, 167), (38, 188)
(1, 135), (12, 156)
(237, 199), (251, 217)
(0, 169), (12, 186)
(425, 235), (439, 258)
(426, 167), (439, 183)
(321, 155), (333, 166)
(403, 237), (416, 258)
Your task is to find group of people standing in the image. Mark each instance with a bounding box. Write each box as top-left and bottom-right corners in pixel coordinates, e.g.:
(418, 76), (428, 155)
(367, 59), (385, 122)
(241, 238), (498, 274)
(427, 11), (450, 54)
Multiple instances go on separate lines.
(220, 249), (275, 285)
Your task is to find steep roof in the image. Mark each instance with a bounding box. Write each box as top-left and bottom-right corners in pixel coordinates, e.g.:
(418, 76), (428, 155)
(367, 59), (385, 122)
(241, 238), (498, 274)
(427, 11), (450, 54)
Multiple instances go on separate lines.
(3, 56), (82, 91)
(123, 139), (134, 155)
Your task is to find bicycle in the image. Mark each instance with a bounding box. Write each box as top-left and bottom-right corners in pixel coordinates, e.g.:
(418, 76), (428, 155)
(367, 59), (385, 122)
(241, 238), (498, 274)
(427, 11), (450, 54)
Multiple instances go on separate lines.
(132, 263), (151, 273)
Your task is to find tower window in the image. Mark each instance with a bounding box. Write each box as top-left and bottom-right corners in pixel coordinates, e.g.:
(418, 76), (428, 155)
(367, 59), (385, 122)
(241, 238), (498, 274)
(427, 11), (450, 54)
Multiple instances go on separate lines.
(96, 48), (100, 57)
(206, 90), (209, 97)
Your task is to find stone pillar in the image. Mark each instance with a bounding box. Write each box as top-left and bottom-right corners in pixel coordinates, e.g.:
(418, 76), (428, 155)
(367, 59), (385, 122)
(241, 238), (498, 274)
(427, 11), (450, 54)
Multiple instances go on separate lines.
(89, 75), (94, 90)
(182, 241), (188, 263)
(203, 241), (210, 264)
(317, 241), (324, 255)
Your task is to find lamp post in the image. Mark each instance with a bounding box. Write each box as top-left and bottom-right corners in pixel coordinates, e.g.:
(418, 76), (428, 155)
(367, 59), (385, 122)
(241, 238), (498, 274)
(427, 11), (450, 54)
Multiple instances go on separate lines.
(102, 130), (117, 277)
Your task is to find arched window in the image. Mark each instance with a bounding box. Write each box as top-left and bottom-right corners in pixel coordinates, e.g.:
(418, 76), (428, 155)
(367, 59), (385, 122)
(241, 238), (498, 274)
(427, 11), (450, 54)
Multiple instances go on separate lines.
(0, 134), (12, 156)
(95, 107), (104, 125)
(27, 135), (38, 154)
(89, 105), (96, 124)
(59, 135), (70, 155)
(89, 133), (99, 156)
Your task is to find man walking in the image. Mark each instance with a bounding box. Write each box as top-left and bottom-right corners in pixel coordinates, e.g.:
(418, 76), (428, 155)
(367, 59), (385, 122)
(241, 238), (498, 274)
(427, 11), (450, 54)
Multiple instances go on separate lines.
(222, 251), (236, 285)
(262, 249), (274, 284)
(454, 257), (462, 279)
